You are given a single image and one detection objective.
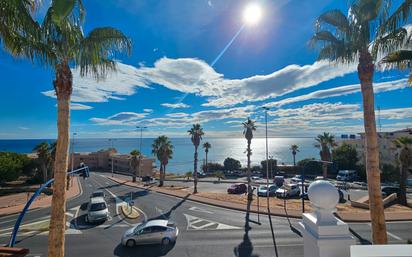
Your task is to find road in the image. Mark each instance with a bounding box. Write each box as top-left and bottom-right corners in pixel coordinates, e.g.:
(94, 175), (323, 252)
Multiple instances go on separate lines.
(0, 172), (411, 257)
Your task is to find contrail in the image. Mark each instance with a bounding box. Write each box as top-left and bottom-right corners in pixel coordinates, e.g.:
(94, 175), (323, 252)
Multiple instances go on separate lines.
(168, 24), (246, 113)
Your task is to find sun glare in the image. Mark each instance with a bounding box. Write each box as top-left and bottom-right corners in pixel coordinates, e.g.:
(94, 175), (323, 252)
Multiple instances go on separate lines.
(243, 3), (263, 25)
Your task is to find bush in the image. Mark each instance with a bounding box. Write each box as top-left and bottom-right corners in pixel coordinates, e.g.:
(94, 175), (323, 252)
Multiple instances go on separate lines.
(223, 157), (241, 171)
(332, 144), (359, 171)
(380, 164), (400, 183)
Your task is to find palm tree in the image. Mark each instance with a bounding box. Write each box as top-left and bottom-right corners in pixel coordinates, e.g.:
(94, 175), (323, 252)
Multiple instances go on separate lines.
(1, 1), (131, 255)
(314, 133), (335, 178)
(152, 136), (173, 187)
(188, 124), (204, 194)
(33, 142), (51, 183)
(203, 142), (211, 174)
(290, 144), (299, 166)
(393, 137), (412, 206)
(129, 150), (141, 183)
(242, 118), (256, 200)
(309, 1), (409, 242)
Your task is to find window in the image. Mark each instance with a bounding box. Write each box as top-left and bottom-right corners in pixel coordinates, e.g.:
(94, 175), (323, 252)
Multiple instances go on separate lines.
(142, 227), (153, 234)
(151, 226), (167, 232)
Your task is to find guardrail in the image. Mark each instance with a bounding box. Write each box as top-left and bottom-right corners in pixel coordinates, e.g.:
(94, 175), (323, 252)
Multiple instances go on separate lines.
(8, 166), (89, 247)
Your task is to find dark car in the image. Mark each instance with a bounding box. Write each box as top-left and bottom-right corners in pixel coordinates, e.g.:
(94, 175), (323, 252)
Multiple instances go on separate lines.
(381, 186), (400, 198)
(141, 176), (152, 182)
(227, 184), (247, 194)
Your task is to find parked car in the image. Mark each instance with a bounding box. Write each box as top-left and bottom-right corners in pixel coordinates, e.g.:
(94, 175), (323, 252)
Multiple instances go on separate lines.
(141, 176), (152, 182)
(336, 170), (358, 182)
(381, 186), (400, 198)
(273, 176), (285, 187)
(251, 176), (261, 181)
(227, 183), (247, 194)
(338, 188), (348, 203)
(90, 190), (105, 199)
(276, 183), (300, 198)
(121, 219), (179, 247)
(290, 175), (303, 184)
(257, 185), (278, 197)
(314, 176), (324, 181)
(86, 197), (109, 223)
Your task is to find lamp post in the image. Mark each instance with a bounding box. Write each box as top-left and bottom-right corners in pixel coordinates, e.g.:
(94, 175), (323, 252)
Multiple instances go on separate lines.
(262, 107), (270, 201)
(70, 132), (77, 172)
(109, 139), (116, 177)
(136, 126), (147, 181)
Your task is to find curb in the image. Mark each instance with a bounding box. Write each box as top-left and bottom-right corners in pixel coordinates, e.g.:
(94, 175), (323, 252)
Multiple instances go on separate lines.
(120, 205), (140, 219)
(105, 176), (302, 219)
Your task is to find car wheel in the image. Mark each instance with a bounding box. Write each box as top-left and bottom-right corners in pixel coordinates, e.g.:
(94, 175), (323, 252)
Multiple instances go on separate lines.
(126, 239), (136, 247)
(161, 237), (171, 246)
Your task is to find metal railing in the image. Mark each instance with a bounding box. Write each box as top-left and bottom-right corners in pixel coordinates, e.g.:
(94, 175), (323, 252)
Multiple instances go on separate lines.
(8, 166), (89, 247)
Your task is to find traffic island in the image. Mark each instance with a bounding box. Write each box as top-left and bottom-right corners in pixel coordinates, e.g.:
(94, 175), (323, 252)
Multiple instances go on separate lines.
(120, 205), (140, 219)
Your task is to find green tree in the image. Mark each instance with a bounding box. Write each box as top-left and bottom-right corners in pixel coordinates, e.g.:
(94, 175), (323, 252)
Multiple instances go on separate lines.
(314, 133), (335, 178)
(0, 1), (132, 254)
(297, 158), (323, 177)
(33, 142), (52, 183)
(242, 118), (256, 200)
(223, 157), (241, 171)
(152, 136), (173, 187)
(332, 143), (359, 171)
(129, 150), (141, 183)
(0, 152), (26, 183)
(188, 124), (204, 194)
(260, 158), (277, 178)
(214, 171), (225, 182)
(380, 164), (400, 183)
(393, 137), (412, 206)
(309, 1), (412, 243)
(290, 145), (299, 166)
(185, 171), (192, 181)
(203, 142), (211, 174)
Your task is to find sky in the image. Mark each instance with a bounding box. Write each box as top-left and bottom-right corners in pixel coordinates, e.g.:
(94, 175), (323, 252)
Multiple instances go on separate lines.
(1, 0), (412, 139)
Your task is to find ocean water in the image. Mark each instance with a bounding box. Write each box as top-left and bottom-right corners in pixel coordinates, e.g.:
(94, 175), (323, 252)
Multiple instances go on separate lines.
(0, 138), (319, 174)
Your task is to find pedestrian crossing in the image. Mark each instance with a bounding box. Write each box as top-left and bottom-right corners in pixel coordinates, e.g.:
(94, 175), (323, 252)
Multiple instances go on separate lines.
(184, 214), (241, 230)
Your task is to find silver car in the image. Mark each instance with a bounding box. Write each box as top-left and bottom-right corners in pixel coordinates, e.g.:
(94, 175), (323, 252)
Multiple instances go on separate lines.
(86, 197), (109, 223)
(122, 219), (179, 247)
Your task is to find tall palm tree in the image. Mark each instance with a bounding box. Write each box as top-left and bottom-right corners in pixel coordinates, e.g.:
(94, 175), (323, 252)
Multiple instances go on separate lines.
(129, 150), (141, 183)
(33, 142), (51, 183)
(393, 137), (412, 206)
(314, 133), (335, 178)
(1, 1), (131, 255)
(309, 1), (409, 243)
(152, 136), (173, 187)
(188, 124), (204, 194)
(203, 142), (211, 174)
(242, 118), (256, 200)
(290, 144), (299, 166)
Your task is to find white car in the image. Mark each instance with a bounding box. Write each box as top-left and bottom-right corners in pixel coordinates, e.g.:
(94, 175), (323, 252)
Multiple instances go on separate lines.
(86, 197), (109, 223)
(276, 183), (300, 198)
(290, 175), (303, 184)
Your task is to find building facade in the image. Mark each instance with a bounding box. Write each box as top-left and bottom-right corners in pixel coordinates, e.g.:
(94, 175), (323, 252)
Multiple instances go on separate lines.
(338, 128), (412, 166)
(70, 148), (156, 177)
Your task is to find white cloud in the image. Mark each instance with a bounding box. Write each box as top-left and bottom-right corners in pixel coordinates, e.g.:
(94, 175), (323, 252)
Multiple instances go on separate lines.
(90, 112), (150, 125)
(43, 62), (149, 103)
(18, 126), (29, 130)
(53, 103), (93, 110)
(266, 78), (409, 108)
(143, 109), (153, 113)
(165, 112), (189, 118)
(161, 102), (191, 108)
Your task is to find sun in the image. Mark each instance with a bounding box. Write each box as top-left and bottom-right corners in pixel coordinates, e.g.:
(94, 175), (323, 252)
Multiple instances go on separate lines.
(243, 3), (263, 25)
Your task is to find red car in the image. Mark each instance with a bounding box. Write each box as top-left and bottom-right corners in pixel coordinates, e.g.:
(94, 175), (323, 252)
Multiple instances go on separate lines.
(227, 184), (247, 194)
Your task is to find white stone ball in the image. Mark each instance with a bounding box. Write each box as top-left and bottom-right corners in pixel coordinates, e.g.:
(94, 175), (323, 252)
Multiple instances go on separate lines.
(308, 180), (339, 210)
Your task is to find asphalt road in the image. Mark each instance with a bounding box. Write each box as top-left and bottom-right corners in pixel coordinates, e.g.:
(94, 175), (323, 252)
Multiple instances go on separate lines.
(0, 172), (411, 257)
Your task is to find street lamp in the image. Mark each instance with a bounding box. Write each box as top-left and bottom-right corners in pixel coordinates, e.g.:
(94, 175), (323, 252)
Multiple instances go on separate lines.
(70, 132), (77, 172)
(136, 126), (147, 181)
(262, 107), (270, 200)
(109, 138), (117, 177)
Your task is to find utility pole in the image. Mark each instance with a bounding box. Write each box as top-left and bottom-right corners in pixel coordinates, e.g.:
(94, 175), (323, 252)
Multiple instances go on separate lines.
(262, 107), (270, 203)
(71, 132), (77, 172)
(136, 126), (147, 181)
(109, 139), (116, 177)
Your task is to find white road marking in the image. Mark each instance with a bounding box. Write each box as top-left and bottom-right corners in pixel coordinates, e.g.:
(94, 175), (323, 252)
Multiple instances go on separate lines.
(189, 206), (213, 214)
(65, 212), (74, 217)
(184, 214), (241, 230)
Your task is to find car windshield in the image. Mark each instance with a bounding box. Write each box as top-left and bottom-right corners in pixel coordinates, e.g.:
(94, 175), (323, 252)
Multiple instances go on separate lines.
(259, 186), (267, 190)
(133, 223), (146, 233)
(338, 171), (347, 176)
(92, 192), (104, 198)
(90, 202), (106, 211)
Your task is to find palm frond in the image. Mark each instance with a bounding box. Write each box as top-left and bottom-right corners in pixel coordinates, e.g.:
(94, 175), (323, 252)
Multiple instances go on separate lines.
(372, 27), (408, 59)
(316, 9), (350, 33)
(351, 0), (383, 22)
(381, 50), (412, 68)
(76, 27), (132, 78)
(379, 0), (412, 35)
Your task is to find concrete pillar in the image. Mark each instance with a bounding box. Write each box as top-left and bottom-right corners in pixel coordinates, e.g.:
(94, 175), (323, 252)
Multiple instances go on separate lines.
(300, 180), (355, 257)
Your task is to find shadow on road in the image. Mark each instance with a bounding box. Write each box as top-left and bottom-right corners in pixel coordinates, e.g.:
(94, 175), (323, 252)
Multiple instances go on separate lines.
(149, 194), (189, 221)
(233, 197), (259, 257)
(113, 243), (174, 257)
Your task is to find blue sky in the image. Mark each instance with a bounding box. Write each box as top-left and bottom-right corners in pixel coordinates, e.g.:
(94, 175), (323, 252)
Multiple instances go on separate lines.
(1, 0), (412, 139)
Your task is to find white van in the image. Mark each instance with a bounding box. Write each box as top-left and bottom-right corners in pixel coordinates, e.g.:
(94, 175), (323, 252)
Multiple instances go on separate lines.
(336, 170), (357, 182)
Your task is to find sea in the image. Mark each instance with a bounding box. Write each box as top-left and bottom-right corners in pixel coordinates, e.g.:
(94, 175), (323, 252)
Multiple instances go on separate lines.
(0, 138), (319, 174)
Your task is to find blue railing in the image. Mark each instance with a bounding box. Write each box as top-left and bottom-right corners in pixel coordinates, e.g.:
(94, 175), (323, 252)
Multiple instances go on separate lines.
(8, 166), (89, 247)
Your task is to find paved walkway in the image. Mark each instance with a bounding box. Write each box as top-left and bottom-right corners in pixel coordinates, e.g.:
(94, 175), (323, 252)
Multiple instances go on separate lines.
(0, 177), (81, 216)
(106, 175), (412, 222)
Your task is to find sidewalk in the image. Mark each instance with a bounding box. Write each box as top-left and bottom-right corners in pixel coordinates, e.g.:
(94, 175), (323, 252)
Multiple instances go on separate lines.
(0, 177), (81, 217)
(106, 175), (412, 222)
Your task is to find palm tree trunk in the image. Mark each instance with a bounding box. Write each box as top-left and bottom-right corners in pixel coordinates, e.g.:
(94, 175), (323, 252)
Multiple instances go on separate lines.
(159, 164), (164, 187)
(42, 162), (48, 184)
(399, 161), (408, 206)
(194, 146), (198, 194)
(205, 151), (208, 174)
(132, 163), (136, 182)
(48, 63), (72, 257)
(358, 50), (387, 244)
(293, 154), (296, 166)
(247, 141), (252, 200)
(322, 163), (327, 178)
